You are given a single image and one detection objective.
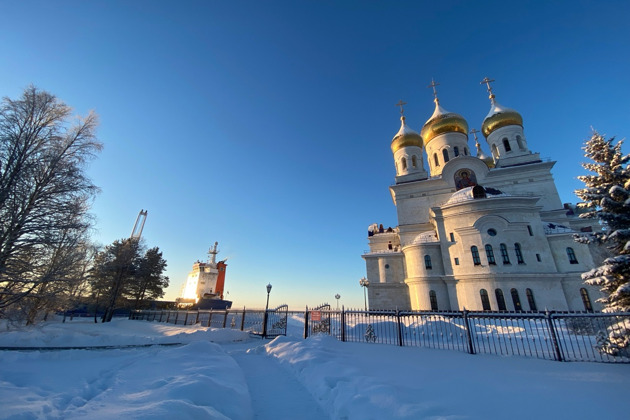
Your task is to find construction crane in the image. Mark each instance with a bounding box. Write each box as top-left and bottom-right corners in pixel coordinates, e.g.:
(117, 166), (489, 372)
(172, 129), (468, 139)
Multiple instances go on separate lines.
(130, 209), (148, 240)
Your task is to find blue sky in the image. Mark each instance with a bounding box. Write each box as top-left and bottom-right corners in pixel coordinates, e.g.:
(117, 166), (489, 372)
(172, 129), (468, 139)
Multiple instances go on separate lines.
(1, 1), (628, 309)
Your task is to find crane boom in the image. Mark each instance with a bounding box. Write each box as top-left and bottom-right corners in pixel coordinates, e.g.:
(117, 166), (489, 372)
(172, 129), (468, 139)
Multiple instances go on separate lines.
(130, 209), (148, 240)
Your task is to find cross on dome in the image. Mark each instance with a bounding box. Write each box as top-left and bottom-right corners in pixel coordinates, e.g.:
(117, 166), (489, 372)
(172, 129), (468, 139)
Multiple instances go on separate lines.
(428, 79), (440, 104)
(469, 128), (480, 142)
(395, 100), (407, 116)
(480, 77), (496, 104)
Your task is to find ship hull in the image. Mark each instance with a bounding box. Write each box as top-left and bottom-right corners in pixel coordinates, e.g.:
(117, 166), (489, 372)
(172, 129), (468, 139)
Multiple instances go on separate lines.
(197, 298), (233, 310)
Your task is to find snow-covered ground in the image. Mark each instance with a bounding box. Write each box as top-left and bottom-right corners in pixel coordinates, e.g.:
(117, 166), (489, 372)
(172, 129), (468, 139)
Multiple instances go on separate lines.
(1, 316), (629, 420)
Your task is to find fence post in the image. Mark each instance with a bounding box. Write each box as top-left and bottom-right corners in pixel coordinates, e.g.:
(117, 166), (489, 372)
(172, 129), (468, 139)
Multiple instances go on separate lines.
(240, 307), (246, 331)
(304, 306), (309, 339)
(174, 311), (179, 325)
(341, 306), (346, 342)
(462, 309), (476, 355)
(208, 309), (213, 328)
(222, 310), (228, 328)
(262, 309), (269, 338)
(184, 312), (189, 325)
(545, 310), (563, 362)
(195, 311), (200, 325)
(396, 309), (404, 347)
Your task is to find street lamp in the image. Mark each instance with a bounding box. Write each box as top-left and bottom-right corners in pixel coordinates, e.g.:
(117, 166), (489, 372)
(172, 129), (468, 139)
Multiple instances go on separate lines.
(262, 283), (272, 338)
(359, 277), (369, 311)
(335, 293), (341, 310)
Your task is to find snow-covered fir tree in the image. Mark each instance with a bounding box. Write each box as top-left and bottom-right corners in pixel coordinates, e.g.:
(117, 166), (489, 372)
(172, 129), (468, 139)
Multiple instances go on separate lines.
(575, 130), (630, 354)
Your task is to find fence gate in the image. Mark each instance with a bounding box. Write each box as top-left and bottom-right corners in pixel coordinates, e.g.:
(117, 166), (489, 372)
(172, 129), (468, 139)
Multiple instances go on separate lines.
(264, 304), (289, 338)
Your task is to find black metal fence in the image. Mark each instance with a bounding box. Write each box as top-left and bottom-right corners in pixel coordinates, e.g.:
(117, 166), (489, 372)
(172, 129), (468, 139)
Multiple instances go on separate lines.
(304, 307), (630, 363)
(130, 306), (630, 363)
(130, 305), (291, 338)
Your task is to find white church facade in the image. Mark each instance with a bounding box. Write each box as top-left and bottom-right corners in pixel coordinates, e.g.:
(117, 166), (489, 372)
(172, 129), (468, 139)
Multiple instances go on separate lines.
(362, 79), (603, 312)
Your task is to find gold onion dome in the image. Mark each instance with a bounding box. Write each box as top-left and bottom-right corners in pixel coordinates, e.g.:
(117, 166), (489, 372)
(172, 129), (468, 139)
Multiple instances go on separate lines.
(391, 115), (423, 154)
(481, 101), (523, 137)
(420, 101), (469, 145)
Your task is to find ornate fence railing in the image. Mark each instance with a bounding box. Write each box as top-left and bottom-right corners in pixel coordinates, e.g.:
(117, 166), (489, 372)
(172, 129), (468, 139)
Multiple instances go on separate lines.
(304, 307), (630, 364)
(130, 307), (630, 363)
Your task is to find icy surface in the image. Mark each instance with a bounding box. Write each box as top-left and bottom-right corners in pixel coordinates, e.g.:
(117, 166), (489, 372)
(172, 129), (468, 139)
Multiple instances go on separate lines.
(1, 316), (629, 419)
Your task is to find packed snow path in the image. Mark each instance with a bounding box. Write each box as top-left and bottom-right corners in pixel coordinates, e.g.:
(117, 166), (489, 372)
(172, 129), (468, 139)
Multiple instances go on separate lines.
(226, 340), (328, 419)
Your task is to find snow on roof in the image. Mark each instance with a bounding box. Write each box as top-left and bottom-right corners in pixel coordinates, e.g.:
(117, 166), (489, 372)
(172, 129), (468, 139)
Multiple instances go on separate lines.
(484, 101), (517, 120)
(445, 186), (509, 205)
(542, 222), (574, 234)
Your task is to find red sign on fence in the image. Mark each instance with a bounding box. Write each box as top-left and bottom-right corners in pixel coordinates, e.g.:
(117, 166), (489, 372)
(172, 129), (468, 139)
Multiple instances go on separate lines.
(311, 311), (321, 321)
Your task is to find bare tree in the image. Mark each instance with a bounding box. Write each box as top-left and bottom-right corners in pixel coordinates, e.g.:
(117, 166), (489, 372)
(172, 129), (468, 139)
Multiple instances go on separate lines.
(0, 86), (102, 318)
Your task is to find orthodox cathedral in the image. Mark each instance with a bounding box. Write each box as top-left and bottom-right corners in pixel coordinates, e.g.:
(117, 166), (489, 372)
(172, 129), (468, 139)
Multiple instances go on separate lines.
(362, 78), (603, 312)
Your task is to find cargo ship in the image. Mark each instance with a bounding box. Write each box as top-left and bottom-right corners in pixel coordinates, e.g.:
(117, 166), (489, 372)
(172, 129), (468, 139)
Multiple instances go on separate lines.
(178, 242), (233, 310)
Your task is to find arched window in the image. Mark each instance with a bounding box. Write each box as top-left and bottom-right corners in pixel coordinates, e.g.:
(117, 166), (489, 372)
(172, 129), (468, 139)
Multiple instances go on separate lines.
(500, 243), (510, 264)
(515, 243), (524, 264)
(516, 135), (524, 150)
(580, 288), (593, 312)
(424, 255), (432, 270)
(567, 247), (578, 264)
(480, 289), (491, 310)
(433, 153), (439, 167)
(429, 290), (438, 311)
(495, 289), (507, 311)
(454, 146), (460, 157)
(464, 147), (469, 156)
(526, 288), (537, 311)
(511, 288), (522, 311)
(485, 244), (496, 265)
(442, 149), (449, 163)
(491, 144), (499, 159)
(471, 246), (481, 265)
(401, 157), (407, 171)
(503, 138), (511, 152)
(412, 155), (417, 168)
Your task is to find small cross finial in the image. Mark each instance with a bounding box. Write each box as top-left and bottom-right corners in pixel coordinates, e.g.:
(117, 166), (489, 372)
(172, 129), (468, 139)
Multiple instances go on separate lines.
(480, 77), (496, 104)
(469, 128), (480, 142)
(428, 79), (440, 103)
(395, 100), (407, 116)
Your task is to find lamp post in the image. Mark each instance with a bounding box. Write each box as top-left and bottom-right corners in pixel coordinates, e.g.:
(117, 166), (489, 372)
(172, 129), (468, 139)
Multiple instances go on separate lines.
(359, 277), (369, 311)
(262, 283), (272, 338)
(335, 294), (341, 310)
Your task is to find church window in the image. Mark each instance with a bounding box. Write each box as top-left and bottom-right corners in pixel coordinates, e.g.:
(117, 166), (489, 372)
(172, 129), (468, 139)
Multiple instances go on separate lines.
(442, 149), (449, 163)
(412, 155), (417, 168)
(536, 253), (541, 262)
(503, 138), (511, 152)
(434, 153), (439, 167)
(429, 290), (438, 311)
(500, 244), (510, 264)
(516, 135), (525, 150)
(515, 243), (525, 264)
(401, 157), (407, 171)
(388, 241), (393, 250)
(385, 264), (390, 269)
(464, 147), (469, 156)
(471, 246), (481, 265)
(485, 244), (496, 265)
(487, 228), (497, 236)
(480, 289), (491, 310)
(450, 232), (455, 242)
(454, 257), (460, 265)
(454, 146), (460, 157)
(527, 225), (533, 236)
(511, 288), (522, 311)
(580, 288), (593, 312)
(495, 289), (507, 311)
(526, 288), (537, 311)
(567, 247), (578, 264)
(424, 255), (432, 269)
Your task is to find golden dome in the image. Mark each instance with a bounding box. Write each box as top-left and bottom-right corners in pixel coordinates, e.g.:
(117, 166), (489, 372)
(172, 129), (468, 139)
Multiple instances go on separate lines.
(391, 116), (423, 154)
(420, 102), (468, 145)
(481, 102), (523, 137)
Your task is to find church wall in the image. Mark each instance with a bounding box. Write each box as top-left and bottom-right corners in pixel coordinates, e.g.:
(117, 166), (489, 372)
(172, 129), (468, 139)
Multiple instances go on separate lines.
(402, 243), (444, 277)
(405, 278), (449, 310)
(546, 235), (595, 273)
(368, 283), (411, 310)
